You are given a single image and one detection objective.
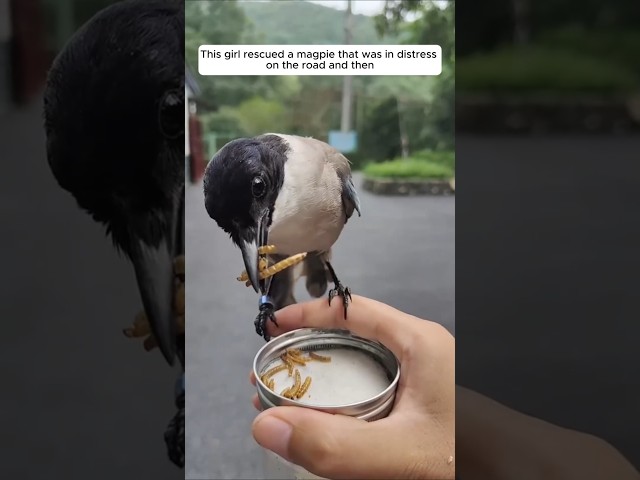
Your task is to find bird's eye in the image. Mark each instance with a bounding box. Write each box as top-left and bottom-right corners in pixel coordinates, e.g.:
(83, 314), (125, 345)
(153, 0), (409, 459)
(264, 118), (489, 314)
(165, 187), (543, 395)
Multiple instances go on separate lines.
(158, 89), (184, 139)
(252, 177), (266, 198)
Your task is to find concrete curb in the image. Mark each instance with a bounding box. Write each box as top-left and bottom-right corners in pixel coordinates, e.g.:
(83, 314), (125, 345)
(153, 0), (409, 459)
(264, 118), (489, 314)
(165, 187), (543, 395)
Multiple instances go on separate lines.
(362, 177), (455, 196)
(456, 93), (640, 134)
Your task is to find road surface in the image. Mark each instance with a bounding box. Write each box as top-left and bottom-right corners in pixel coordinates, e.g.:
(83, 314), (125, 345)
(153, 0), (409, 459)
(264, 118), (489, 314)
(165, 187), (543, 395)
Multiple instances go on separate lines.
(1, 100), (182, 478)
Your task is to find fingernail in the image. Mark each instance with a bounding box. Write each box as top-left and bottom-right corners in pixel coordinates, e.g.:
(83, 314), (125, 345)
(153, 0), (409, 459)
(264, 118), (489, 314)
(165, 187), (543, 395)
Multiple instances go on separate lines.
(253, 414), (293, 458)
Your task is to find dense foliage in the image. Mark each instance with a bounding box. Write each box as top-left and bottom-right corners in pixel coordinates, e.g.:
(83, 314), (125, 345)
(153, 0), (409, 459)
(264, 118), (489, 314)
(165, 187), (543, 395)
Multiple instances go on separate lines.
(186, 0), (455, 168)
(454, 1), (639, 93)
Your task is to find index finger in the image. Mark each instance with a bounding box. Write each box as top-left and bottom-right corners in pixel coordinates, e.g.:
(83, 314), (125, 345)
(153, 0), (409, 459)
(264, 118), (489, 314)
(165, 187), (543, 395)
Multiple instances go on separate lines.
(268, 294), (431, 360)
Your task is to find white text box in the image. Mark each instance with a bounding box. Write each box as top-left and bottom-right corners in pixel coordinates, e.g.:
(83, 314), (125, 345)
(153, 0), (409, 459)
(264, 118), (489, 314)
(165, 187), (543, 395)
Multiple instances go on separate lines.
(198, 45), (442, 76)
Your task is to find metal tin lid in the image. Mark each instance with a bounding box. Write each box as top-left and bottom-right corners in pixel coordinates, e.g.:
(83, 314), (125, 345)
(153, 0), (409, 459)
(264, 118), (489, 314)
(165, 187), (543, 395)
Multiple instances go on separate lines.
(253, 328), (400, 421)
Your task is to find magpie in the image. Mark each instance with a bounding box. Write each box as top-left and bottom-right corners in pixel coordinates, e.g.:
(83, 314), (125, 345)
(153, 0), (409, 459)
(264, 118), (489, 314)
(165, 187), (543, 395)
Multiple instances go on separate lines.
(43, 0), (185, 466)
(203, 133), (361, 340)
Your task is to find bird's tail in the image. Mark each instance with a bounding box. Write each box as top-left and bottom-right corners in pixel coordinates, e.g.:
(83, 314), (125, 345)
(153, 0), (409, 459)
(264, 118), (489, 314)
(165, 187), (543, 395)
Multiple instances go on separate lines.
(299, 250), (332, 298)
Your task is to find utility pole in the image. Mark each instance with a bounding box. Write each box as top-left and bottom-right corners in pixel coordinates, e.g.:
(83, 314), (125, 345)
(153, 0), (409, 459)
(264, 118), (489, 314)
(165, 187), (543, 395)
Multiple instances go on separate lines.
(340, 0), (353, 133)
(512, 0), (530, 45)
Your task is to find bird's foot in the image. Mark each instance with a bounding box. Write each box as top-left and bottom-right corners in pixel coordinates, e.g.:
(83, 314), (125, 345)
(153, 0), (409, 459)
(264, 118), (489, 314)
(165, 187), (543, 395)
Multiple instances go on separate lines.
(255, 295), (278, 341)
(237, 252), (308, 287)
(328, 283), (352, 319)
(164, 374), (185, 468)
(123, 255), (185, 351)
(325, 261), (352, 319)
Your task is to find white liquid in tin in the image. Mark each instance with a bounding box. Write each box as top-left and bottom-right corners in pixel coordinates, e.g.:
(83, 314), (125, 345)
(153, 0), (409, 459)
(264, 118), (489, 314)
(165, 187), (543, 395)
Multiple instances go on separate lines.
(264, 348), (390, 406)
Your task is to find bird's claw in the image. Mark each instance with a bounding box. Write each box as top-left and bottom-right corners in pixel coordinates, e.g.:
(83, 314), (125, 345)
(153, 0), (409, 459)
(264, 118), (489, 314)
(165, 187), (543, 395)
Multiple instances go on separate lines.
(328, 283), (352, 319)
(255, 297), (278, 341)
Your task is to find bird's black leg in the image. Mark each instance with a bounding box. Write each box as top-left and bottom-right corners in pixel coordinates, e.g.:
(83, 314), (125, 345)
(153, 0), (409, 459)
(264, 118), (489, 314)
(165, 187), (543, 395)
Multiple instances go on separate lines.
(255, 295), (279, 341)
(325, 261), (352, 319)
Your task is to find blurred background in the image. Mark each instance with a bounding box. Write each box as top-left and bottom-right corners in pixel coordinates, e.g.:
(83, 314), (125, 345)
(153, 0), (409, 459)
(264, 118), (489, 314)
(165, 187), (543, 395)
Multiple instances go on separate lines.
(185, 0), (454, 182)
(456, 0), (640, 133)
(185, 0), (455, 478)
(1, 0), (181, 478)
(454, 0), (640, 473)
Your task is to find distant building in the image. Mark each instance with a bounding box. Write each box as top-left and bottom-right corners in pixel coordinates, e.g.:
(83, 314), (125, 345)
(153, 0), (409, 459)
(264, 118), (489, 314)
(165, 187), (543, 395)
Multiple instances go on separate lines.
(0, 0), (125, 114)
(0, 0), (50, 114)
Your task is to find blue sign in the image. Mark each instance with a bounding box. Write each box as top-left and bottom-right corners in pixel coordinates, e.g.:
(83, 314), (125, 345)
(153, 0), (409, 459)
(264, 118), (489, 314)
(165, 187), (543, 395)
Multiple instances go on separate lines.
(328, 130), (358, 153)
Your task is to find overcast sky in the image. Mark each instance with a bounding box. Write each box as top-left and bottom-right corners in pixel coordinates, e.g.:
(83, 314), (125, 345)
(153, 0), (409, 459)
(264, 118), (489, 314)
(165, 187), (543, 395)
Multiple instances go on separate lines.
(241, 1), (448, 17)
(307, 0), (386, 16)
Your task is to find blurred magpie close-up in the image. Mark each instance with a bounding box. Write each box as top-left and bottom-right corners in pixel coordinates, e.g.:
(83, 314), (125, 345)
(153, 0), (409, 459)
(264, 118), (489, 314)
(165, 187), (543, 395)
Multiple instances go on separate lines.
(43, 0), (185, 468)
(204, 134), (361, 340)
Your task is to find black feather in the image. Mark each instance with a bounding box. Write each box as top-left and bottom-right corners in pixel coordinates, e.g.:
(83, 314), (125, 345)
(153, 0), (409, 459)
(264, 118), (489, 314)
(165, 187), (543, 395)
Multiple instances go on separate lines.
(43, 0), (185, 256)
(203, 134), (289, 245)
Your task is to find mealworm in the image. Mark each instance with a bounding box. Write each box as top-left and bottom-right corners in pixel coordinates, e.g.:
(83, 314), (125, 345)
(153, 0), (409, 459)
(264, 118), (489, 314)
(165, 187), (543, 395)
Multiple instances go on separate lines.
(258, 245), (277, 255)
(174, 283), (185, 316)
(134, 310), (148, 327)
(295, 377), (312, 399)
(173, 255), (185, 278)
(280, 386), (292, 398)
(143, 335), (157, 351)
(267, 378), (275, 391)
(262, 363), (288, 381)
(288, 355), (307, 366)
(280, 353), (294, 373)
(309, 351), (332, 363)
(292, 369), (301, 394)
(258, 257), (268, 272)
(288, 348), (313, 363)
(237, 253), (308, 283)
(262, 253), (308, 278)
(123, 311), (150, 337)
(287, 350), (308, 364)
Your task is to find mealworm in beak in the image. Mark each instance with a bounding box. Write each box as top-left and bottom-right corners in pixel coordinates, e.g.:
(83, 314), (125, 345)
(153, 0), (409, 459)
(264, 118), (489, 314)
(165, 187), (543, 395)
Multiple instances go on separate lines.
(237, 252), (308, 283)
(258, 245), (277, 255)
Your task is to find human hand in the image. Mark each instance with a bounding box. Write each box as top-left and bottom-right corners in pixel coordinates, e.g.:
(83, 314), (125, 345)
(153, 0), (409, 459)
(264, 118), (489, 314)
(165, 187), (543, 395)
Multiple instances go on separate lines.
(249, 295), (455, 479)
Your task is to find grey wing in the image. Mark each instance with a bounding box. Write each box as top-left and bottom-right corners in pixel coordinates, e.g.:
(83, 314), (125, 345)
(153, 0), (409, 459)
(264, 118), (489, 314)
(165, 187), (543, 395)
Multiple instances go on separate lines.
(305, 136), (362, 221)
(326, 150), (361, 221)
(339, 171), (361, 222)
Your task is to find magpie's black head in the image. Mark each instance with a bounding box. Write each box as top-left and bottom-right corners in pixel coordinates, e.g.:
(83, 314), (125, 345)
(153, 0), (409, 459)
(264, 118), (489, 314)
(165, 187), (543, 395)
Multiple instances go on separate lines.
(43, 0), (185, 364)
(203, 135), (288, 292)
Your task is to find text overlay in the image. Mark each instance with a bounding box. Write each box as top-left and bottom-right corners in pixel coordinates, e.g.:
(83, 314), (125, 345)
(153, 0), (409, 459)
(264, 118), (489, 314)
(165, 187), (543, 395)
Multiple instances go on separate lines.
(199, 45), (442, 76)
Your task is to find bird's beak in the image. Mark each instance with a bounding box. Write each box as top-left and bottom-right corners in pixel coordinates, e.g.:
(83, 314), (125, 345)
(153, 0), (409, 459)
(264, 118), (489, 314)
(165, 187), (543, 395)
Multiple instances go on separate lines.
(128, 189), (183, 366)
(129, 236), (176, 365)
(239, 211), (269, 294)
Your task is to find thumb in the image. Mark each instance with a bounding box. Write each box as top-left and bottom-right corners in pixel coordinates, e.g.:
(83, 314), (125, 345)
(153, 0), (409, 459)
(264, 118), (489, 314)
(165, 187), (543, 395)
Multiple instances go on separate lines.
(252, 406), (407, 480)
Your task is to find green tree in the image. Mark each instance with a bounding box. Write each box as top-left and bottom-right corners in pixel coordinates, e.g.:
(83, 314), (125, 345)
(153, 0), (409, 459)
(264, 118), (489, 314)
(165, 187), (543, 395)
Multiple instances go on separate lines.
(229, 97), (292, 136)
(372, 1), (455, 152)
(185, 0), (290, 112)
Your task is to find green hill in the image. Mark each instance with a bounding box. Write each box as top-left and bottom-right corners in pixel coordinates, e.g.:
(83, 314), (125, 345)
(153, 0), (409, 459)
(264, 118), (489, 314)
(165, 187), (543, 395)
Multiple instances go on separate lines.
(238, 0), (398, 45)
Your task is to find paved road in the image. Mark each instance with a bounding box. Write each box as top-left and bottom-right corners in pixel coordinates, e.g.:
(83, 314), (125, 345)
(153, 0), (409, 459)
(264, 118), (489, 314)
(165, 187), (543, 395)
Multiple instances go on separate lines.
(185, 174), (455, 478)
(0, 100), (181, 479)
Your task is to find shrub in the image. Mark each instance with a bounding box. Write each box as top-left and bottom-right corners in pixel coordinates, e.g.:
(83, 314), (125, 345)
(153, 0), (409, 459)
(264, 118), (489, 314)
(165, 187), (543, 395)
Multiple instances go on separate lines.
(537, 27), (640, 75)
(363, 159), (453, 180)
(412, 150), (455, 170)
(457, 46), (638, 93)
